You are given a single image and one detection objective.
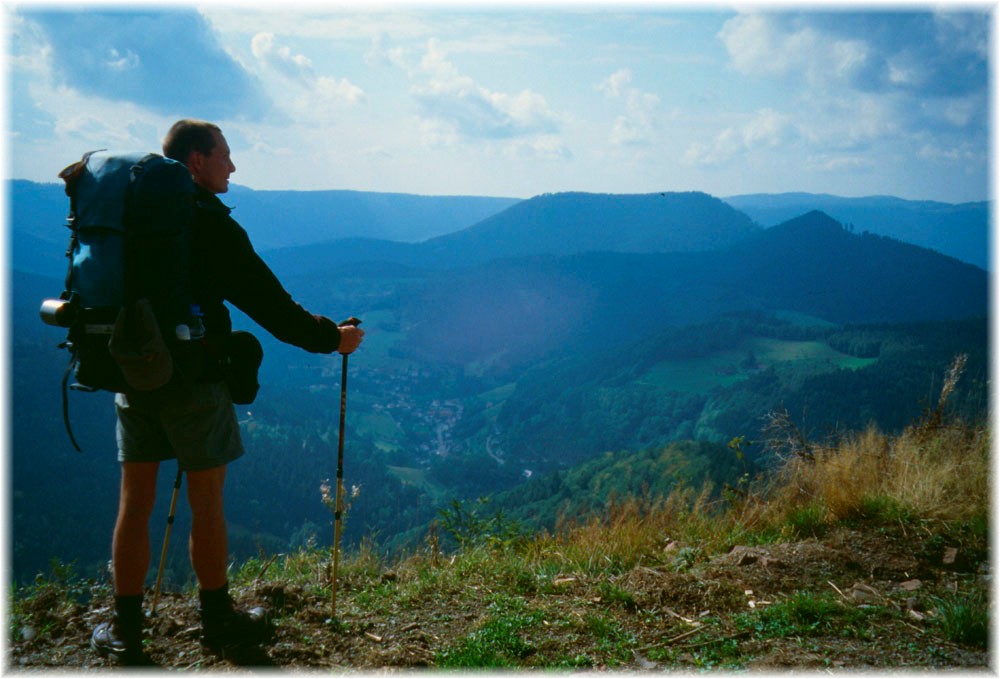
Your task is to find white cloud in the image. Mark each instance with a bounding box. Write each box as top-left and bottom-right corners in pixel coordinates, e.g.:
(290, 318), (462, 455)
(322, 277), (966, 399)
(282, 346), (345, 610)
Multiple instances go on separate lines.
(249, 31), (365, 121)
(718, 14), (871, 88)
(364, 31), (409, 69)
(719, 11), (988, 98)
(411, 38), (560, 142)
(251, 32), (314, 81)
(105, 48), (140, 72)
(598, 69), (660, 147)
(598, 69), (632, 98)
(684, 108), (799, 167)
(318, 76), (364, 103)
(741, 108), (796, 149)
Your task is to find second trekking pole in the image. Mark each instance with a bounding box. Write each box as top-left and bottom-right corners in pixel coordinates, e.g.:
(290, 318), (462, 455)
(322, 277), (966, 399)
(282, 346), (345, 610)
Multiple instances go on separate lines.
(331, 318), (360, 619)
(151, 467), (183, 615)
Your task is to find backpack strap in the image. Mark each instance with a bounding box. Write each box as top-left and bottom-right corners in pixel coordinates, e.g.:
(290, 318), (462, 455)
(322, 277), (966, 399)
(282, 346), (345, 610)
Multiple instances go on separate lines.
(121, 153), (166, 307)
(58, 343), (83, 453)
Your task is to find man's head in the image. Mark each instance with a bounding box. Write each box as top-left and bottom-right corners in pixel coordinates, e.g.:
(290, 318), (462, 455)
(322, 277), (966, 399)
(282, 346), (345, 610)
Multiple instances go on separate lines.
(163, 119), (235, 194)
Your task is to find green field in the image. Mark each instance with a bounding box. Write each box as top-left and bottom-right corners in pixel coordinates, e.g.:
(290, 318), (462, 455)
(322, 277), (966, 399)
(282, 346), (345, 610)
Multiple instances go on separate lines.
(387, 465), (447, 498)
(640, 337), (877, 395)
(352, 309), (404, 361)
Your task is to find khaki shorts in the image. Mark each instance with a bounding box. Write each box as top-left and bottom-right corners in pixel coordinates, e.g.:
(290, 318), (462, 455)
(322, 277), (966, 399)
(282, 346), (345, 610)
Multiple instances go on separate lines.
(115, 381), (245, 472)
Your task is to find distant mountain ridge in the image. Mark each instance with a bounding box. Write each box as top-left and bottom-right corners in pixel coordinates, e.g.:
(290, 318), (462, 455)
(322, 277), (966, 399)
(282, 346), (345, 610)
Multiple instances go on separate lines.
(11, 180), (987, 280)
(261, 190), (762, 274)
(420, 191), (760, 264)
(225, 185), (521, 250)
(8, 179), (521, 279)
(725, 192), (989, 270)
(395, 210), (987, 369)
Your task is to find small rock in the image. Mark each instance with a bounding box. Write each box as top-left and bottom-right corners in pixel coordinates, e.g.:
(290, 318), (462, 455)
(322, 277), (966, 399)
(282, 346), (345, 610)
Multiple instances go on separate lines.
(899, 579), (922, 591)
(943, 547), (958, 565)
(632, 650), (657, 670)
(849, 583), (881, 604)
(728, 546), (763, 566)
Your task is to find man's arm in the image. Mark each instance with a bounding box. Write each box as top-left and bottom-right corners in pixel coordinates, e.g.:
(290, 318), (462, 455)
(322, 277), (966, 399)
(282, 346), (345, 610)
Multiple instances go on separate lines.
(221, 224), (351, 353)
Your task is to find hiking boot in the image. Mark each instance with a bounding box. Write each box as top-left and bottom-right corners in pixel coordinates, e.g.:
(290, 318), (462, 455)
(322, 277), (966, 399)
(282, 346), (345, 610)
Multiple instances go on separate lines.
(200, 582), (274, 651)
(91, 621), (152, 666)
(91, 594), (152, 666)
(201, 605), (273, 651)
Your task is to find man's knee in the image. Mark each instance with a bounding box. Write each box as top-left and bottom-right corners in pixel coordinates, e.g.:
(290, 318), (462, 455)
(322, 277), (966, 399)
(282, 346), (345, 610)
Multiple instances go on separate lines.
(186, 465), (227, 519)
(118, 461), (159, 521)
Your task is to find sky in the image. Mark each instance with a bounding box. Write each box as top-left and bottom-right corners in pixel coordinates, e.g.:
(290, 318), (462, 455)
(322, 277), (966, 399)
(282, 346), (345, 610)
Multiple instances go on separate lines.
(4, 2), (994, 203)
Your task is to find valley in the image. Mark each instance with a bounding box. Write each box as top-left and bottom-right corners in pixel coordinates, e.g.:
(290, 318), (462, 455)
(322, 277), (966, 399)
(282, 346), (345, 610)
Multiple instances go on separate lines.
(8, 184), (990, 586)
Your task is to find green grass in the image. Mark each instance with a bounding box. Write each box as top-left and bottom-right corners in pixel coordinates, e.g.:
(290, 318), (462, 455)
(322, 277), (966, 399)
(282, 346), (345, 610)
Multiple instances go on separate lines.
(582, 613), (636, 666)
(933, 589), (989, 648)
(735, 591), (880, 640)
(435, 595), (544, 667)
(784, 502), (829, 538)
(640, 337), (877, 395)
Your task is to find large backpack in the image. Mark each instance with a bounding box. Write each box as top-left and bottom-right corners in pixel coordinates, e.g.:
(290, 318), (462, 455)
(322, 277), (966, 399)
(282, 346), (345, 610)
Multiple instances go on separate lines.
(41, 150), (203, 449)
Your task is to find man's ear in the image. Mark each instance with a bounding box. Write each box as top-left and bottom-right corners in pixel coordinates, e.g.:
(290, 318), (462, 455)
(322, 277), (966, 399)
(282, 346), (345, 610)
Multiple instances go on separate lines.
(186, 150), (204, 176)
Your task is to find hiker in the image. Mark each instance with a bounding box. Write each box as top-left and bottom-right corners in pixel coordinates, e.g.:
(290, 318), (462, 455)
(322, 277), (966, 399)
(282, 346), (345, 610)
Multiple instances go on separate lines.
(91, 119), (364, 664)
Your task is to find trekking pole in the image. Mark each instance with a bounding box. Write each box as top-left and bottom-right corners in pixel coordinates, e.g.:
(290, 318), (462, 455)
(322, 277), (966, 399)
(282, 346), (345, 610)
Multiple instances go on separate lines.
(332, 317), (361, 619)
(151, 467), (183, 615)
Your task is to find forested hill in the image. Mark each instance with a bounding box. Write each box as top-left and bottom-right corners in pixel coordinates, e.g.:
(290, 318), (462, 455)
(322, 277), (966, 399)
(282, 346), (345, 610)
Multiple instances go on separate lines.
(259, 190), (763, 273)
(396, 210), (987, 369)
(417, 191), (761, 264)
(725, 192), (989, 270)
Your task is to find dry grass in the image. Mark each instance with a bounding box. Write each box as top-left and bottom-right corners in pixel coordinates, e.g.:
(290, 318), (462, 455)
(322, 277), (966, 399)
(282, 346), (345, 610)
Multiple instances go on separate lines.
(542, 406), (989, 565)
(764, 420), (989, 526)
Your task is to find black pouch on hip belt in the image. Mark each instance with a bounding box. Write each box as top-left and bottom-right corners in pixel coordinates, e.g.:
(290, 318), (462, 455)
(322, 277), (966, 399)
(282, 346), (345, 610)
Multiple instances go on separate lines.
(224, 330), (263, 404)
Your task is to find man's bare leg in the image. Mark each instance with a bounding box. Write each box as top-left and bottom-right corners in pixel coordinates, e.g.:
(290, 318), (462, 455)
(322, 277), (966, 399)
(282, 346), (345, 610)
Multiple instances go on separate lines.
(186, 465), (228, 590)
(112, 461), (160, 595)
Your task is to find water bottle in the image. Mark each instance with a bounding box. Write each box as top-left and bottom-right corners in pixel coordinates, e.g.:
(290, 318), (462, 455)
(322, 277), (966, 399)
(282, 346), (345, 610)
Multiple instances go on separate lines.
(190, 304), (205, 340)
(176, 304), (205, 341)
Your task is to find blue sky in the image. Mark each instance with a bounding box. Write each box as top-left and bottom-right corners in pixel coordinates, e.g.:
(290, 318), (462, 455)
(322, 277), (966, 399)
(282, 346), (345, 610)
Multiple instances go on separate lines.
(6, 3), (993, 202)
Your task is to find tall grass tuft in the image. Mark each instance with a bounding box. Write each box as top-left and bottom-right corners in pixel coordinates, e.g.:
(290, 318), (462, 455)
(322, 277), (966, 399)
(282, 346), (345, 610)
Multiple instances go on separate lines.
(760, 355), (989, 531)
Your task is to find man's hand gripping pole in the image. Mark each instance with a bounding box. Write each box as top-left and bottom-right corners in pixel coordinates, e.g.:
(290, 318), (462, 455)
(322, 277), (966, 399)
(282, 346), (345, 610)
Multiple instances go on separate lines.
(332, 317), (360, 619)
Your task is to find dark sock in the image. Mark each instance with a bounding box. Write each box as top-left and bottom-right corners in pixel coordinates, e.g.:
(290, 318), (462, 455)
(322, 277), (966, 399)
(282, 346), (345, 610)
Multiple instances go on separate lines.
(113, 594), (143, 640)
(199, 582), (232, 620)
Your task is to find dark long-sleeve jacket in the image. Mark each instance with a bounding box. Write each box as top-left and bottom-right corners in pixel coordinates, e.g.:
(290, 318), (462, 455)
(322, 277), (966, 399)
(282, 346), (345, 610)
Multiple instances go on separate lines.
(190, 186), (340, 378)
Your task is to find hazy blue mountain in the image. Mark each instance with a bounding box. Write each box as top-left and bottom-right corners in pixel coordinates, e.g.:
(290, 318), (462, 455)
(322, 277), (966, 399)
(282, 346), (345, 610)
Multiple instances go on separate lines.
(378, 210), (988, 371)
(262, 191), (763, 276)
(8, 179), (520, 279)
(10, 180), (76, 279)
(724, 192), (989, 270)
(226, 185), (520, 250)
(420, 191), (761, 264)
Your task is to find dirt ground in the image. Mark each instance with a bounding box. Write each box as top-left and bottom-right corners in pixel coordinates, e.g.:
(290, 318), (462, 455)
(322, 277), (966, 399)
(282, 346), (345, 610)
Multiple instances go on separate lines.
(7, 524), (990, 670)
